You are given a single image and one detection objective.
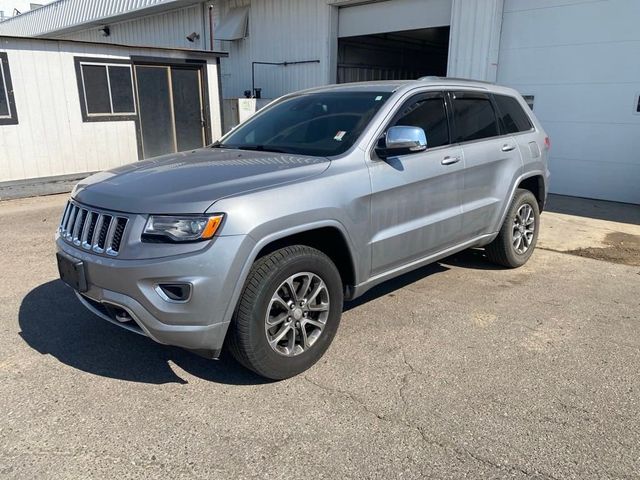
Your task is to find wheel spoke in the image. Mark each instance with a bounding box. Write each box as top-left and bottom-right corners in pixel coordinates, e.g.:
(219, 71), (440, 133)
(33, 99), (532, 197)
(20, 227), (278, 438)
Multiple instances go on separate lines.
(307, 302), (329, 312)
(303, 318), (325, 329)
(269, 324), (291, 347)
(271, 293), (289, 311)
(300, 325), (309, 349)
(266, 312), (288, 327)
(285, 278), (299, 303)
(307, 282), (324, 304)
(287, 325), (296, 353)
(513, 231), (522, 247)
(299, 274), (312, 300)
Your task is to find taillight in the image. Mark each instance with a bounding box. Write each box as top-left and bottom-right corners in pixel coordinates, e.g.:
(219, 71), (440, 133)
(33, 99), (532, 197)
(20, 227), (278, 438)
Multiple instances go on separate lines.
(544, 136), (551, 150)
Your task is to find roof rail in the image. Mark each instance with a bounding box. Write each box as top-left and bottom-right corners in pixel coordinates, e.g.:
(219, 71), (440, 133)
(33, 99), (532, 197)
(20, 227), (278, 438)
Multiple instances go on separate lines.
(418, 76), (495, 85)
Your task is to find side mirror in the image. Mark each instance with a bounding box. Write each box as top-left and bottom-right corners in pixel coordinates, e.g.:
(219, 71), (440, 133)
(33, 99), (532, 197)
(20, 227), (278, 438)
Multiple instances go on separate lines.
(376, 126), (427, 159)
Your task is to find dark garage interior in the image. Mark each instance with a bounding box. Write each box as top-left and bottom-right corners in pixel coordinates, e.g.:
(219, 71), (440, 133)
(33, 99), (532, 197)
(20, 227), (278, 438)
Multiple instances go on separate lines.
(337, 26), (450, 83)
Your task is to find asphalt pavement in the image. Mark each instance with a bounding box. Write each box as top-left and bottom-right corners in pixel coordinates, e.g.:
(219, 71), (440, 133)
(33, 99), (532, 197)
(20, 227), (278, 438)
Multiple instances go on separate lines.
(1, 194), (638, 479)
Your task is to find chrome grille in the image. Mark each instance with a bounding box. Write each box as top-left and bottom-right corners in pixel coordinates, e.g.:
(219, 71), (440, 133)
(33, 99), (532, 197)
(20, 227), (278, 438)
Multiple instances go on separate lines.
(58, 201), (129, 256)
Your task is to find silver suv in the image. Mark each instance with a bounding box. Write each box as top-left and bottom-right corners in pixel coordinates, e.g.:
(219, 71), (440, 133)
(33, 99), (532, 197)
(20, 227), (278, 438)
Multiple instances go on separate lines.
(56, 78), (550, 379)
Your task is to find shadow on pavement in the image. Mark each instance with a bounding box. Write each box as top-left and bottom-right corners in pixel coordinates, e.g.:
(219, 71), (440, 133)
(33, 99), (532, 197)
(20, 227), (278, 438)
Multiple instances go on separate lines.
(18, 280), (268, 386)
(545, 194), (640, 226)
(19, 249), (498, 385)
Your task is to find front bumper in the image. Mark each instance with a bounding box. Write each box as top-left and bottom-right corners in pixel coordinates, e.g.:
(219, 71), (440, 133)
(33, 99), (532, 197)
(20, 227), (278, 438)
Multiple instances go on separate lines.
(56, 233), (255, 355)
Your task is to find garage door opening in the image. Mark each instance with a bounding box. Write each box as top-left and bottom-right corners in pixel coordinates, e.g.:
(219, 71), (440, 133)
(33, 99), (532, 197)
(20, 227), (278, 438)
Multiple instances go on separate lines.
(337, 26), (450, 84)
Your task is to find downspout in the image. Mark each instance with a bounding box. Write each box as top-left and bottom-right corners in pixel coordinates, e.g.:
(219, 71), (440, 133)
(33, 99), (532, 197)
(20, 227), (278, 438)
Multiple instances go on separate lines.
(209, 3), (215, 51)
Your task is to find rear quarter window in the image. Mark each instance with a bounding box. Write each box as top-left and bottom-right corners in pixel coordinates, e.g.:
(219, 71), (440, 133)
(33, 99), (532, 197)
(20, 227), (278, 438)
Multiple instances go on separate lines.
(494, 94), (533, 133)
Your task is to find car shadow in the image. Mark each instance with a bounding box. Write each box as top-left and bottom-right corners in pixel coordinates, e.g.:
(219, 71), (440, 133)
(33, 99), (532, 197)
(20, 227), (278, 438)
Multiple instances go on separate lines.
(18, 280), (268, 386)
(19, 249), (499, 385)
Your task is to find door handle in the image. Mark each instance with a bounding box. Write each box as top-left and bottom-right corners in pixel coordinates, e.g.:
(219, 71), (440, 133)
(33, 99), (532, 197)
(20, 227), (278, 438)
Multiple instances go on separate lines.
(501, 144), (516, 152)
(441, 156), (461, 165)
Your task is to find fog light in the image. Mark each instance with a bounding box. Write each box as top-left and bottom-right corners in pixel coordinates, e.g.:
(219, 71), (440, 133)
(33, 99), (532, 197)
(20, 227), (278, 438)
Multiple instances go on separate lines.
(155, 283), (192, 303)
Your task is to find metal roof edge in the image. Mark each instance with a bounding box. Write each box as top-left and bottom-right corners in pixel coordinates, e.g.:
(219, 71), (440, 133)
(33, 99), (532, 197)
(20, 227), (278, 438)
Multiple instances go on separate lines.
(0, 34), (228, 58)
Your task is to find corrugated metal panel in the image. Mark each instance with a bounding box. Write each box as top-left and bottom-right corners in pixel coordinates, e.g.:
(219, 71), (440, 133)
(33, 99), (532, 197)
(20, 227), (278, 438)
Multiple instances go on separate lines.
(215, 0), (332, 100)
(0, 0), (200, 37)
(56, 4), (206, 50)
(447, 0), (503, 82)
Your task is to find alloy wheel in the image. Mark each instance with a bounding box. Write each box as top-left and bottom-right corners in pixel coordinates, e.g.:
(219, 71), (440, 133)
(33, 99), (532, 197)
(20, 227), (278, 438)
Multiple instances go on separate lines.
(265, 272), (330, 357)
(513, 203), (535, 254)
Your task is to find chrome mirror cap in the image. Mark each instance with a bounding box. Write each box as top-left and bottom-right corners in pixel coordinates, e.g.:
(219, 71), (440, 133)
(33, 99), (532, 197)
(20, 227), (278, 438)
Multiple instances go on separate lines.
(376, 126), (427, 158)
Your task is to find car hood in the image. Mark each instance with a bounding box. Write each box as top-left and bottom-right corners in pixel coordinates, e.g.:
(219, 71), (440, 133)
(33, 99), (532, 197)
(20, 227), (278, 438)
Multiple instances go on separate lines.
(73, 148), (330, 214)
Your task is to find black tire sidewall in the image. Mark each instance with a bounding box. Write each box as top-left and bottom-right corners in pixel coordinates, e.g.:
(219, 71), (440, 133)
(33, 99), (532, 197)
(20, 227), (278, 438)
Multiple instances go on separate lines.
(505, 190), (540, 266)
(239, 249), (343, 379)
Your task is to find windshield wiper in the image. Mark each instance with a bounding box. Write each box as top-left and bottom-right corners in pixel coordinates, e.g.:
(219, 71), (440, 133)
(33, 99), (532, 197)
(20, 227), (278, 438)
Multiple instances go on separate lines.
(235, 145), (290, 154)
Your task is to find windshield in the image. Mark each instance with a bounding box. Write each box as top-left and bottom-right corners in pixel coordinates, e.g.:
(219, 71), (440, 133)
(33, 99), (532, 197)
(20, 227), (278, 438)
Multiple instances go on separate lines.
(217, 91), (392, 156)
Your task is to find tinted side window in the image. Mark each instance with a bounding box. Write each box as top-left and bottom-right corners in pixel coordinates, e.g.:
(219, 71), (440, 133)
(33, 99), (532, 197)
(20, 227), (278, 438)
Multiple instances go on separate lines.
(392, 97), (449, 148)
(452, 95), (499, 142)
(494, 94), (533, 133)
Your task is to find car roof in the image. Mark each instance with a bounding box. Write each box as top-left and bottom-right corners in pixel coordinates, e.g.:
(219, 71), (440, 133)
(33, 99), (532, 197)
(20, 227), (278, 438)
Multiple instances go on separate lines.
(294, 77), (519, 96)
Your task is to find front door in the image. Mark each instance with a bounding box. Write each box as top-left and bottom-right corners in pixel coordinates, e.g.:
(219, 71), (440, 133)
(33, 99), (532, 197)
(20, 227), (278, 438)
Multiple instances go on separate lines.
(368, 92), (465, 275)
(135, 65), (206, 158)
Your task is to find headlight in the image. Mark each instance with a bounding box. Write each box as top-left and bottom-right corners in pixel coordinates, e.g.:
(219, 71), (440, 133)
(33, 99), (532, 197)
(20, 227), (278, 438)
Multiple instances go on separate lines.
(143, 214), (224, 242)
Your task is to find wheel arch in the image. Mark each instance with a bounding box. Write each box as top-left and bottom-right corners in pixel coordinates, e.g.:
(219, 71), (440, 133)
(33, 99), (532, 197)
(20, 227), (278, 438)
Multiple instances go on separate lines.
(252, 224), (357, 295)
(221, 220), (359, 328)
(517, 174), (546, 212)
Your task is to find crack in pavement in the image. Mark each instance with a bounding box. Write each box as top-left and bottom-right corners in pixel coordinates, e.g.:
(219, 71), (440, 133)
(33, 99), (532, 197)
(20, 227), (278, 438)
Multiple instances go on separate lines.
(304, 350), (560, 480)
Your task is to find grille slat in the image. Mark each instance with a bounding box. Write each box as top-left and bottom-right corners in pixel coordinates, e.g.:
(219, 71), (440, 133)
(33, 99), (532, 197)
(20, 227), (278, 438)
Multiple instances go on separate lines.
(58, 201), (128, 257)
(97, 215), (112, 251)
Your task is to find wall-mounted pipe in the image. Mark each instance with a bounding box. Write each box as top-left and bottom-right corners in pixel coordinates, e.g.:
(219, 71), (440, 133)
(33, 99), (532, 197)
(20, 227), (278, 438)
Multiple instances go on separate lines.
(251, 60), (321, 98)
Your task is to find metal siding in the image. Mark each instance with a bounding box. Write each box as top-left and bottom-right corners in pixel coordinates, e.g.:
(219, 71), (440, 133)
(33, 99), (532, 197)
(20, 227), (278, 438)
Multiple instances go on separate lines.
(56, 5), (206, 50)
(0, 0), (198, 37)
(0, 37), (223, 182)
(447, 0), (503, 82)
(498, 0), (640, 204)
(215, 0), (332, 100)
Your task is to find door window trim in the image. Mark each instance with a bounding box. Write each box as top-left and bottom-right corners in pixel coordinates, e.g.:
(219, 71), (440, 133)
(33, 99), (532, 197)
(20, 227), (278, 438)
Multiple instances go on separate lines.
(370, 90), (453, 159)
(0, 52), (18, 126)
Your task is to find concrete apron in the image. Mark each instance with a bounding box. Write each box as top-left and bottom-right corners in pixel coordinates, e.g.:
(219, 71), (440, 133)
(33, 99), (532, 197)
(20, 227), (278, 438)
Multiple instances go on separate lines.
(539, 195), (640, 267)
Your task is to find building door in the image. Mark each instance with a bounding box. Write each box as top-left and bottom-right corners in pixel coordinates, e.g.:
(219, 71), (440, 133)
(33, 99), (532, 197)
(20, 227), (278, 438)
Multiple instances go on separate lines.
(336, 0), (452, 83)
(135, 65), (206, 158)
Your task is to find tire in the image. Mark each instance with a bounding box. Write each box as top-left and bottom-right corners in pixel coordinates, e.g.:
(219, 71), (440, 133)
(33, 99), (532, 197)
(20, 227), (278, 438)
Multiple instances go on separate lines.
(485, 188), (540, 268)
(226, 245), (343, 380)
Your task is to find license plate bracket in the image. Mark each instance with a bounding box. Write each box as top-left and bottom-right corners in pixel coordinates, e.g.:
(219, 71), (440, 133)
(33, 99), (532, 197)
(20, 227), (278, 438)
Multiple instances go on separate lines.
(56, 253), (88, 293)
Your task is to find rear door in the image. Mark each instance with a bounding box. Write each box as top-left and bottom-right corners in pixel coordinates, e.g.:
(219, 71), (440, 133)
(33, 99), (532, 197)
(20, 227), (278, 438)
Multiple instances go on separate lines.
(493, 93), (545, 187)
(368, 91), (465, 275)
(449, 91), (523, 239)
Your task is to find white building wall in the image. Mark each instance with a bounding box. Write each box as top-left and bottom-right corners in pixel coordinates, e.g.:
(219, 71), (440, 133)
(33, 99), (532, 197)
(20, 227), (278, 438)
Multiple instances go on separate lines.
(497, 0), (640, 204)
(0, 37), (222, 182)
